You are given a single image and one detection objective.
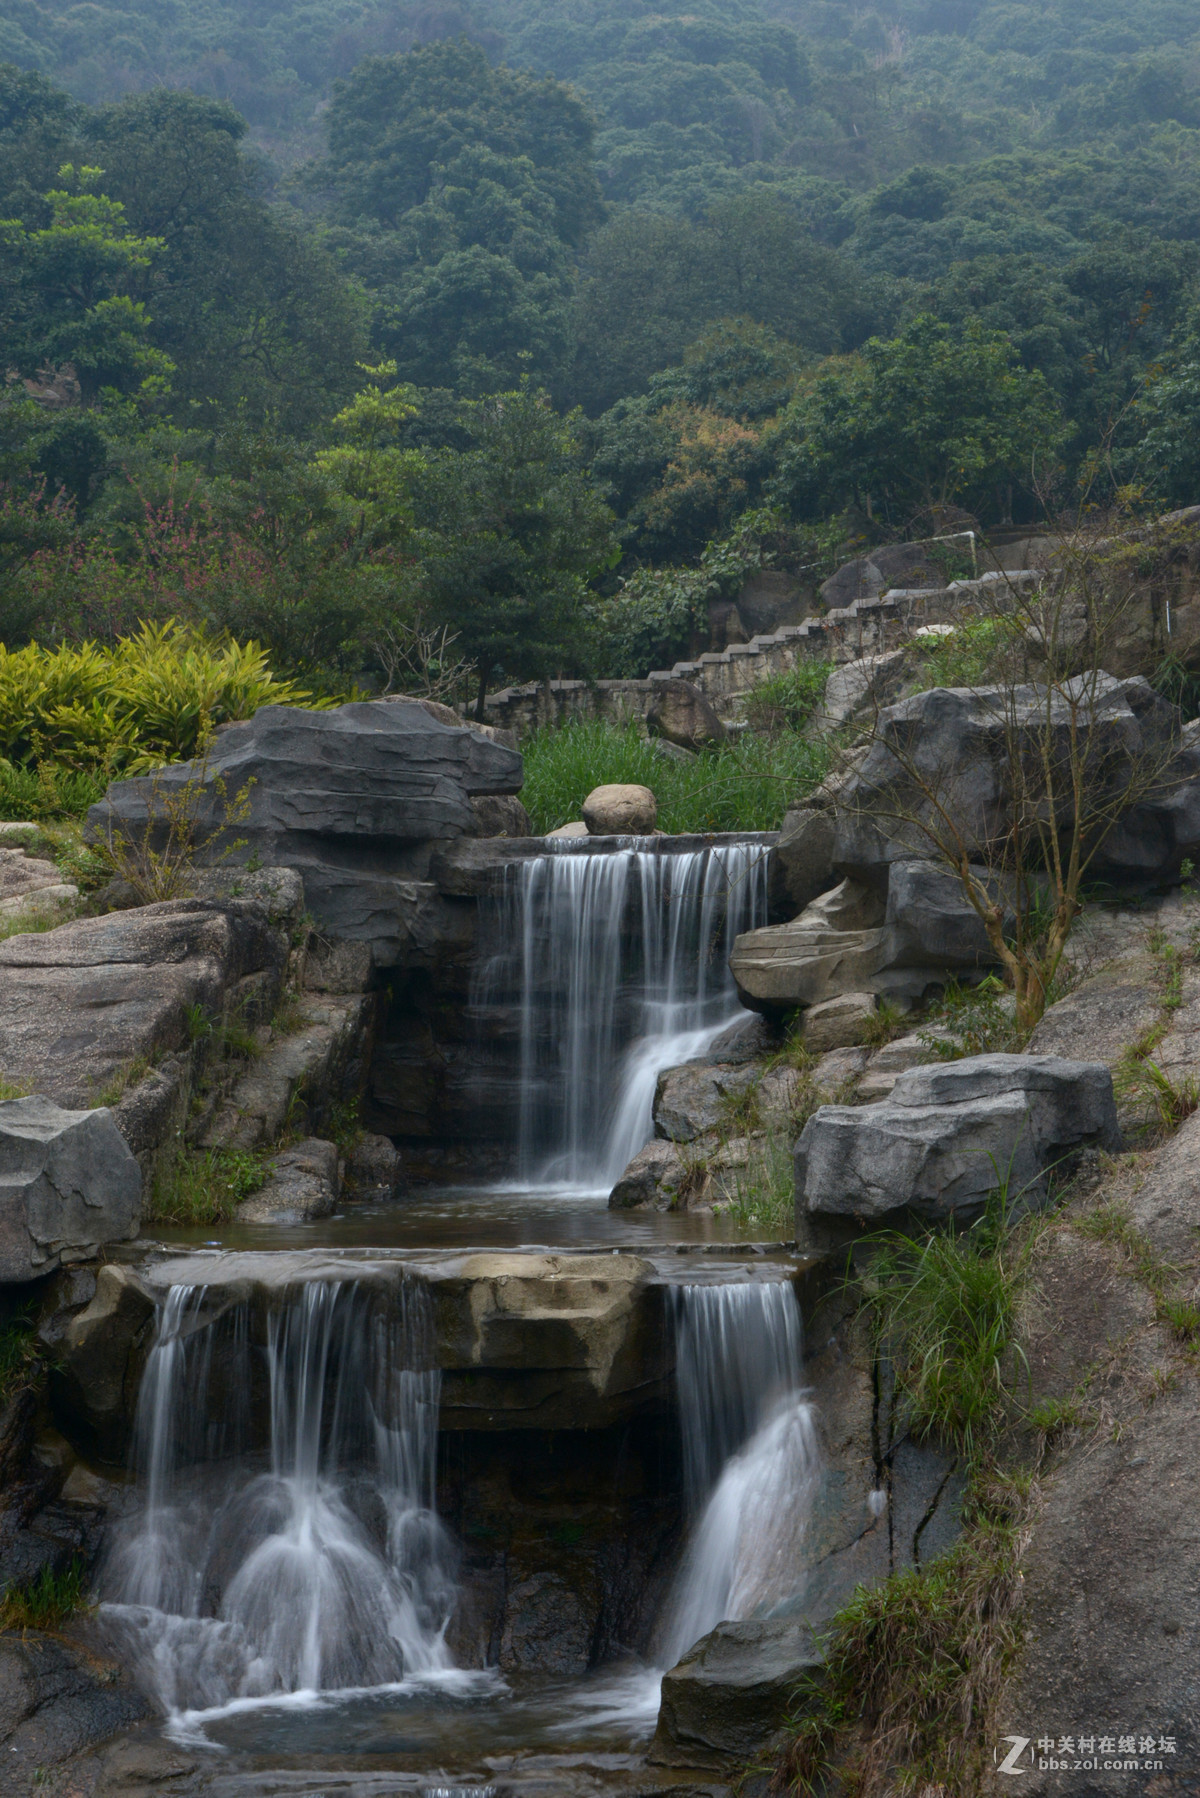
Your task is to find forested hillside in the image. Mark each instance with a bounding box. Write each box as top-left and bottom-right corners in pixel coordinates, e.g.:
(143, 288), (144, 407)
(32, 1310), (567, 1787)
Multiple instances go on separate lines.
(2, 0), (1200, 705)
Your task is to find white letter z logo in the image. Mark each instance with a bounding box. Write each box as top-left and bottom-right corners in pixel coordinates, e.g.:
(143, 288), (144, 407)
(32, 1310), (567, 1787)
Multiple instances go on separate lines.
(997, 1736), (1031, 1774)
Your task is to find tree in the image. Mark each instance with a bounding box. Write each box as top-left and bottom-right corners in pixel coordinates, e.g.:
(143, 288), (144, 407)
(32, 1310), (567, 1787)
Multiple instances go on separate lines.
(771, 315), (1063, 530)
(0, 163), (174, 403)
(314, 40), (599, 391)
(843, 515), (1193, 1030)
(85, 89), (369, 429)
(409, 383), (617, 710)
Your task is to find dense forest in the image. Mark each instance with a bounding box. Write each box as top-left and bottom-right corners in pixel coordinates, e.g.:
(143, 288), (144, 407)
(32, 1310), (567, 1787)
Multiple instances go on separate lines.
(2, 0), (1200, 702)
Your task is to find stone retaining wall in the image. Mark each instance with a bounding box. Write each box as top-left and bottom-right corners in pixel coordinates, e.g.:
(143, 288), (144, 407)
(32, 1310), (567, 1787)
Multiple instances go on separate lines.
(479, 570), (1045, 736)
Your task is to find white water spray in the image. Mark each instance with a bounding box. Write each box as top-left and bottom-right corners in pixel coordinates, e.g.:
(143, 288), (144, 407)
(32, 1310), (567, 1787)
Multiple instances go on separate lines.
(100, 1276), (457, 1719)
(475, 839), (768, 1188)
(657, 1281), (821, 1669)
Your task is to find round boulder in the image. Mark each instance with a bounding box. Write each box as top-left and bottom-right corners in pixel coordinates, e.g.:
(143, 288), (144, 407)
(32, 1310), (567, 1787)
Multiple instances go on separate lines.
(582, 784), (657, 835)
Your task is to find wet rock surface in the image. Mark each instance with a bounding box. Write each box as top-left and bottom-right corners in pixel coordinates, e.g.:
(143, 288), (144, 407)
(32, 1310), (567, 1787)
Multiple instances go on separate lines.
(234, 1135), (339, 1223)
(0, 1631), (151, 1797)
(650, 1619), (821, 1771)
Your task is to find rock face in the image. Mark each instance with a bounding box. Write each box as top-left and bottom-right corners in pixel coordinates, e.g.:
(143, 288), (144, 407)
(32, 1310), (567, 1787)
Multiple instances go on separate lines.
(819, 534), (975, 608)
(795, 1053), (1120, 1228)
(0, 845), (77, 919)
(768, 806), (837, 919)
(0, 1631), (151, 1791)
(581, 782), (658, 834)
(86, 701), (524, 966)
(650, 1619), (821, 1772)
(802, 991), (877, 1052)
(733, 864), (1003, 1014)
(0, 895), (291, 1112)
(0, 1098), (140, 1283)
(646, 678), (726, 750)
(831, 675), (1195, 889)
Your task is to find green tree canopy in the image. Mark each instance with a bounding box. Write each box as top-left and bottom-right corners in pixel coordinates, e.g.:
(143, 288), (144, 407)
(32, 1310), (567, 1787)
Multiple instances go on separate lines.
(771, 315), (1064, 529)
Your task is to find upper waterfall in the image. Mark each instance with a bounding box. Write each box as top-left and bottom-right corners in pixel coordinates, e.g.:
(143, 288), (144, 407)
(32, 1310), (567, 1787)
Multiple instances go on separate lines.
(474, 838), (769, 1190)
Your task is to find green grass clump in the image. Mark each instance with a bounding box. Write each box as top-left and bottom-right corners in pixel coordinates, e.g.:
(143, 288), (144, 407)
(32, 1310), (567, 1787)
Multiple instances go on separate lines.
(148, 1145), (272, 1225)
(779, 1481), (1029, 1798)
(742, 659), (832, 735)
(520, 718), (832, 835)
(911, 615), (1009, 691)
(863, 1194), (1030, 1462)
(0, 1305), (40, 1408)
(0, 1558), (90, 1630)
(919, 975), (1024, 1061)
(719, 1135), (794, 1236)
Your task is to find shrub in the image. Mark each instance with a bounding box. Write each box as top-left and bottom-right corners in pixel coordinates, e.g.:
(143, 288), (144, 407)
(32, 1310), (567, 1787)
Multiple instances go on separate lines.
(743, 659), (832, 735)
(0, 623), (317, 782)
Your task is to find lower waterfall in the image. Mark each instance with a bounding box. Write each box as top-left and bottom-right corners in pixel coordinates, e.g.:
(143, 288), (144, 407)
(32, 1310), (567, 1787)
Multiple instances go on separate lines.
(474, 839), (769, 1188)
(99, 1277), (459, 1722)
(657, 1280), (820, 1670)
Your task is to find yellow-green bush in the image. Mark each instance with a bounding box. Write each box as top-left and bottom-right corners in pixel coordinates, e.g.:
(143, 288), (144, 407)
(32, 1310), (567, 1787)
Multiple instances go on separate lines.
(0, 624), (317, 778)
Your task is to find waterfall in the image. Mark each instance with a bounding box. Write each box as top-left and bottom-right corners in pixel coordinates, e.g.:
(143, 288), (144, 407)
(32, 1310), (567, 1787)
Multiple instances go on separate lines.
(100, 1275), (457, 1722)
(656, 1281), (821, 1669)
(475, 839), (768, 1189)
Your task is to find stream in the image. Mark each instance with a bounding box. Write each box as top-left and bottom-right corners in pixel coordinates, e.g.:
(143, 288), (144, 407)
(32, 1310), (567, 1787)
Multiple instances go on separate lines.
(97, 839), (817, 1795)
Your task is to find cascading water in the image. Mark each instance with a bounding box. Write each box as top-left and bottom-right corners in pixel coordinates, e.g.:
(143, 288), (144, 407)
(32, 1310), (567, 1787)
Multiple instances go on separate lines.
(100, 1275), (459, 1724)
(475, 839), (769, 1189)
(656, 1280), (821, 1669)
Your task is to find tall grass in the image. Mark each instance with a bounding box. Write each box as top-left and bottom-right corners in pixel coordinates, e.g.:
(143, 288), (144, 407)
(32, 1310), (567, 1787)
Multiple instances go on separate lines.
(520, 718), (833, 834)
(863, 1192), (1030, 1462)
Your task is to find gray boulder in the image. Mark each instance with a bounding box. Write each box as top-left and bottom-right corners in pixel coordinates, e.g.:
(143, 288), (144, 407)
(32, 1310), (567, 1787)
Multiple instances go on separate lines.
(582, 783), (657, 834)
(817, 650), (907, 729)
(0, 1098), (140, 1282)
(86, 702), (524, 964)
(801, 991), (877, 1052)
(0, 897), (289, 1112)
(646, 678), (726, 749)
(819, 535), (973, 608)
(654, 1062), (759, 1142)
(650, 1619), (821, 1772)
(88, 701), (522, 850)
(235, 1137), (339, 1223)
(795, 1053), (1120, 1227)
(768, 806), (837, 919)
(832, 676), (1187, 889)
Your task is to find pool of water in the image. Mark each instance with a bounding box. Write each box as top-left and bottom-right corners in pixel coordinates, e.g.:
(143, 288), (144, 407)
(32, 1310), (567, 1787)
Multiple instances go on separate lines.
(149, 1180), (792, 1258)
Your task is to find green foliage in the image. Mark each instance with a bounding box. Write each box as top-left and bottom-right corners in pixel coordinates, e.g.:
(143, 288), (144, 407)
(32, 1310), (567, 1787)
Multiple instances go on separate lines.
(520, 717), (833, 835)
(743, 659), (832, 735)
(410, 383), (618, 704)
(911, 617), (1010, 691)
(0, 623), (314, 778)
(718, 1134), (794, 1237)
(772, 315), (1063, 531)
(863, 1193), (1031, 1462)
(919, 977), (1024, 1061)
(1115, 1053), (1199, 1136)
(779, 1480), (1029, 1798)
(0, 1557), (90, 1630)
(148, 1144), (271, 1226)
(0, 759), (104, 821)
(0, 1303), (39, 1408)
